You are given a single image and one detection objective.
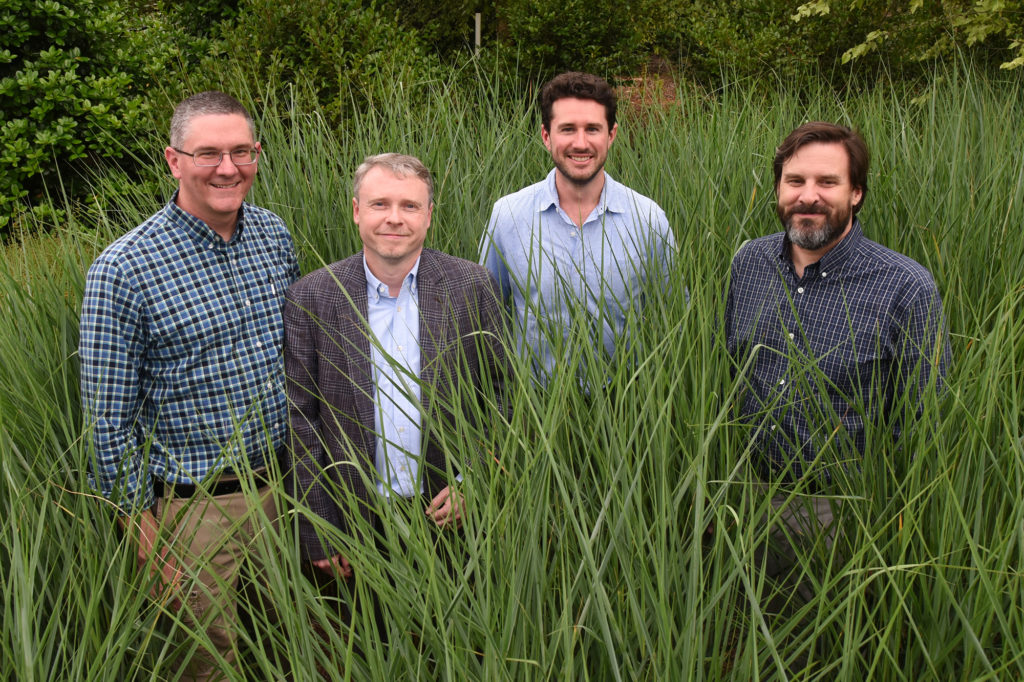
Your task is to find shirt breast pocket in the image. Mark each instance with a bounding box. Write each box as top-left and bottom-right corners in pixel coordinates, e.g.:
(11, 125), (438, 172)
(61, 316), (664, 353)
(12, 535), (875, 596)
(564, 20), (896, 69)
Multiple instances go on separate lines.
(148, 290), (241, 365)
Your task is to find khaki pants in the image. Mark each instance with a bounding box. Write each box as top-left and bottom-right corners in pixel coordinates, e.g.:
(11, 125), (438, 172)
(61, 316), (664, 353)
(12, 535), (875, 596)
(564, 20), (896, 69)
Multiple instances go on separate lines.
(155, 479), (277, 681)
(753, 484), (839, 611)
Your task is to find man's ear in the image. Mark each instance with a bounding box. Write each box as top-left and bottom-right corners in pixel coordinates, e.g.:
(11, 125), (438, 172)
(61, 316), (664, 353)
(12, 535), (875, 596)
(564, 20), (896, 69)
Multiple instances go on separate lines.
(165, 147), (183, 179)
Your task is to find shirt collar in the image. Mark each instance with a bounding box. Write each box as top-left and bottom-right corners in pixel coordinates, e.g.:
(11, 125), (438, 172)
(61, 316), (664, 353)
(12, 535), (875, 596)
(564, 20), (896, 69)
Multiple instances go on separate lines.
(538, 168), (622, 216)
(363, 253), (421, 303)
(166, 190), (247, 248)
(779, 218), (865, 273)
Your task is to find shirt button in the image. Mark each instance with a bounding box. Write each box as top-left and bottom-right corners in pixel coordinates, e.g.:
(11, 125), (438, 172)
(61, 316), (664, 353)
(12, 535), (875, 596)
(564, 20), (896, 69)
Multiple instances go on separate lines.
(245, 299), (252, 306)
(787, 333), (794, 340)
(255, 339), (262, 347)
(779, 378), (786, 385)
(770, 424), (777, 431)
(797, 287), (805, 294)
(821, 272), (828, 278)
(397, 306), (402, 312)
(397, 345), (404, 351)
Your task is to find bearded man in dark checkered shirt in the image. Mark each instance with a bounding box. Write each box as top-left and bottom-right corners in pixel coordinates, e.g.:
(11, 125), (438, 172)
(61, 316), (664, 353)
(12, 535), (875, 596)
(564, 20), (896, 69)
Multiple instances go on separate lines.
(80, 91), (300, 680)
(724, 122), (950, 607)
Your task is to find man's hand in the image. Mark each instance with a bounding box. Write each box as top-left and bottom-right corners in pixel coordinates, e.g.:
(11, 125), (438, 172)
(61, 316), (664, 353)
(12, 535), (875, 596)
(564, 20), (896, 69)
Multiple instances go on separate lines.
(426, 485), (463, 528)
(312, 554), (353, 579)
(119, 509), (184, 607)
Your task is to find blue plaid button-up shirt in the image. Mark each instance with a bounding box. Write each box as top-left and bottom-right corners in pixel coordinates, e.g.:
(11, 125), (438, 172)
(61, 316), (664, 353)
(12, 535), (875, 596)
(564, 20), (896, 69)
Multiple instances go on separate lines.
(80, 195), (300, 511)
(725, 220), (950, 481)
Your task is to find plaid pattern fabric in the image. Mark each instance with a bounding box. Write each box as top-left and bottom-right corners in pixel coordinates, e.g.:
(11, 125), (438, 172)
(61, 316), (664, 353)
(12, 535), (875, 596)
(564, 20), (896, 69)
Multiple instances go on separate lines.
(725, 220), (950, 480)
(80, 196), (300, 511)
(284, 249), (506, 561)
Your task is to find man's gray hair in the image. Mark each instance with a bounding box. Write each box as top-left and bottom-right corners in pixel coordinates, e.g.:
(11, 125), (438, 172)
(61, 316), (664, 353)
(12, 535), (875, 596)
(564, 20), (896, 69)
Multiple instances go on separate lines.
(169, 91), (255, 148)
(352, 153), (434, 205)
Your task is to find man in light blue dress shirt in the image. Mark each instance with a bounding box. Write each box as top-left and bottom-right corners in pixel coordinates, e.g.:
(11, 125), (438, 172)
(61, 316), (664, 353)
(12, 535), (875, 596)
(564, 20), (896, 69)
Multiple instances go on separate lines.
(285, 153), (506, 580)
(479, 71), (676, 384)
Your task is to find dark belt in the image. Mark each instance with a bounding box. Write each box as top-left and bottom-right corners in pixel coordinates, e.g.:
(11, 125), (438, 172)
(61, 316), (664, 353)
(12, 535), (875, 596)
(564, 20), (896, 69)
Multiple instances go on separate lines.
(153, 468), (270, 499)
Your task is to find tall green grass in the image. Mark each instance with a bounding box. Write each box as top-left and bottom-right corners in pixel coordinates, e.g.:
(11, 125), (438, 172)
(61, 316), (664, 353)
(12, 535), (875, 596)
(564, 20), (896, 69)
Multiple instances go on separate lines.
(2, 62), (1022, 680)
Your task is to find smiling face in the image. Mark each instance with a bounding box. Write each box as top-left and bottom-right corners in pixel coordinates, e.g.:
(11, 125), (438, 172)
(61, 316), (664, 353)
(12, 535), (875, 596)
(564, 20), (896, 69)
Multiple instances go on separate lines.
(165, 113), (259, 239)
(542, 97), (618, 190)
(353, 166), (433, 280)
(776, 141), (864, 253)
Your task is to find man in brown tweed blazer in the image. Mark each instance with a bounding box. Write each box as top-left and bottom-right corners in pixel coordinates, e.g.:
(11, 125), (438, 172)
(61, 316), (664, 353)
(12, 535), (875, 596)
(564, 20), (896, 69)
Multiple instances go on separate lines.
(284, 153), (505, 578)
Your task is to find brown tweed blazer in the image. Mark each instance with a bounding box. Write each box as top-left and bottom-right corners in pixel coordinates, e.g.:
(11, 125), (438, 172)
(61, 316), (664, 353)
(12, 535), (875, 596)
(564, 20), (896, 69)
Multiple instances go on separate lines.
(284, 248), (505, 560)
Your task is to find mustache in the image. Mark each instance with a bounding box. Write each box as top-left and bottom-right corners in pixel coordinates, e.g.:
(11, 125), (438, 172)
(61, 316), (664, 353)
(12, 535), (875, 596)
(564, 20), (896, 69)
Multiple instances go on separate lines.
(788, 203), (828, 214)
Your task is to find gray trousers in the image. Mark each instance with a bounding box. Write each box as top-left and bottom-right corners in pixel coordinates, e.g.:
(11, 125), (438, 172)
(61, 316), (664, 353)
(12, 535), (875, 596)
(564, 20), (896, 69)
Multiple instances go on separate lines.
(754, 485), (839, 611)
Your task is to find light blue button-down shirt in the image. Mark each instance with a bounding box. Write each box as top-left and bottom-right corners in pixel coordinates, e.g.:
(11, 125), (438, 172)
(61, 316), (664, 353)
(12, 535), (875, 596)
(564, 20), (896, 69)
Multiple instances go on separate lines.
(480, 169), (676, 383)
(364, 256), (423, 498)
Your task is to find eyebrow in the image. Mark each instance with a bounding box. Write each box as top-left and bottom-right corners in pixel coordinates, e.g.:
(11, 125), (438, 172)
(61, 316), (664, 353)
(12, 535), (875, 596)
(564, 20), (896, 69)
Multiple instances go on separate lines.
(783, 172), (843, 182)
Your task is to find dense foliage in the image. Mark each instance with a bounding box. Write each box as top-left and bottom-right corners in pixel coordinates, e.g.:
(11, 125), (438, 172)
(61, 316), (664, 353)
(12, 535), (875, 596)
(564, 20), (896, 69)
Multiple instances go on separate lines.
(0, 0), (188, 232)
(2, 63), (1023, 679)
(4, 0), (1023, 235)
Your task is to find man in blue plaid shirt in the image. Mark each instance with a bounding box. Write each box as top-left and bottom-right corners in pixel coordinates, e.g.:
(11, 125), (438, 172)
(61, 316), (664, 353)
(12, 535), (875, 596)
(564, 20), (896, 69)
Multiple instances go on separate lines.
(79, 91), (299, 679)
(725, 122), (950, 607)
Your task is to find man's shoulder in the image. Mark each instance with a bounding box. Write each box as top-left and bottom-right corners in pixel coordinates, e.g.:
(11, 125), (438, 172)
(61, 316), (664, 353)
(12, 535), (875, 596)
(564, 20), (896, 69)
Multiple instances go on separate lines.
(491, 176), (550, 215)
(87, 206), (176, 279)
(289, 252), (362, 297)
(606, 174), (665, 216)
(423, 248), (493, 285)
(858, 237), (939, 291)
(242, 202), (291, 238)
(732, 232), (783, 265)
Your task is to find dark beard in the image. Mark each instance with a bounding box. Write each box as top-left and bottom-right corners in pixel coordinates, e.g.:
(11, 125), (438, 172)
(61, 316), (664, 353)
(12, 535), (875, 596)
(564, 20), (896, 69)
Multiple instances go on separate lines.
(778, 202), (851, 251)
(554, 156), (604, 188)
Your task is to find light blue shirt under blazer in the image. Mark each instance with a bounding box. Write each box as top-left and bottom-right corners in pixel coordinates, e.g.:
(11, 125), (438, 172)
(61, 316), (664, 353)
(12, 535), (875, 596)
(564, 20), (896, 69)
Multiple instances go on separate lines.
(480, 169), (676, 383)
(364, 256), (423, 498)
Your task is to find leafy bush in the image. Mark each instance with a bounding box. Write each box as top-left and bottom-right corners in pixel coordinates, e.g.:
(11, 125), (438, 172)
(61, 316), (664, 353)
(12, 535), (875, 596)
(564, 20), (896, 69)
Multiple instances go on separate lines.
(660, 0), (881, 83)
(376, 0), (493, 55)
(495, 0), (673, 79)
(0, 0), (189, 234)
(795, 0), (1024, 70)
(220, 0), (444, 124)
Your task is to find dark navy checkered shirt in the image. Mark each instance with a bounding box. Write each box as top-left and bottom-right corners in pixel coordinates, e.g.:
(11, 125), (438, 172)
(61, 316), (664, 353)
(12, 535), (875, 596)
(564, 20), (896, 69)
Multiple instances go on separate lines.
(725, 220), (950, 481)
(80, 195), (300, 511)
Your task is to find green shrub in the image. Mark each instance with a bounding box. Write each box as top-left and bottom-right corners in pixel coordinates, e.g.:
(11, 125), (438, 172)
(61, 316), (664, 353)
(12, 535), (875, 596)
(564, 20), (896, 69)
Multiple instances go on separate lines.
(495, 0), (672, 79)
(0, 0), (192, 235)
(661, 0), (879, 83)
(221, 0), (443, 124)
(795, 0), (1024, 70)
(376, 0), (492, 55)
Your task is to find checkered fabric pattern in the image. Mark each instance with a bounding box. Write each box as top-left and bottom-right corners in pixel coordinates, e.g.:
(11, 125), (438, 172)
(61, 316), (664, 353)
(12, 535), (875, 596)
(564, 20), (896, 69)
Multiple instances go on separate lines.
(80, 195), (300, 511)
(725, 220), (950, 480)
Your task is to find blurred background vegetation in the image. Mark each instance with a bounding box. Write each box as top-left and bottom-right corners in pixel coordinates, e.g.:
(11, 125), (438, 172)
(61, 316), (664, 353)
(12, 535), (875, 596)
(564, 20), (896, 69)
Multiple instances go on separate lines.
(2, 0), (1023, 234)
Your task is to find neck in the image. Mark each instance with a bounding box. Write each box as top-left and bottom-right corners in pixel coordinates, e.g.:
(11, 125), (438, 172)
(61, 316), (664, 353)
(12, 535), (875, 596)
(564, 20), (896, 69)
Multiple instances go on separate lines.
(555, 170), (605, 227)
(367, 251), (420, 296)
(210, 221), (236, 242)
(174, 195), (238, 242)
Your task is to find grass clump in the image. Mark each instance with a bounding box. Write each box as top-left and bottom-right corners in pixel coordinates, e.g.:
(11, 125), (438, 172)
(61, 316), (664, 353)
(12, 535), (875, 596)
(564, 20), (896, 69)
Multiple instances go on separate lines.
(1, 62), (1023, 680)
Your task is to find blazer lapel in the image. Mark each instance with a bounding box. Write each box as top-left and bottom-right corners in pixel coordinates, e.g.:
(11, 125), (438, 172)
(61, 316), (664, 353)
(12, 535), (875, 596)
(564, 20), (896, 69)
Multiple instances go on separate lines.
(417, 250), (449, 419)
(337, 258), (377, 449)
